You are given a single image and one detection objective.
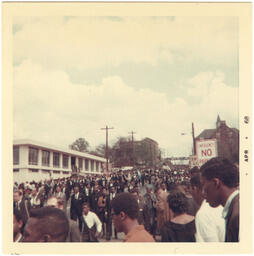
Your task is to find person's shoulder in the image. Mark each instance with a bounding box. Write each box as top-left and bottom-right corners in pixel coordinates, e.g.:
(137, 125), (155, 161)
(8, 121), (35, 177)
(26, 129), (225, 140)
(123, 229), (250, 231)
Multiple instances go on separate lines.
(199, 201), (222, 218)
(229, 201), (239, 225)
(126, 228), (155, 242)
(69, 218), (79, 227)
(88, 211), (97, 217)
(139, 228), (155, 242)
(231, 194), (239, 210)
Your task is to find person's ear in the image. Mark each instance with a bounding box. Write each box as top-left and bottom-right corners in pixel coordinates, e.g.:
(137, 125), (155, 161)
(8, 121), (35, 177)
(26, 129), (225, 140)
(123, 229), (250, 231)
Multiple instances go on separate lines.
(119, 211), (126, 221)
(212, 178), (221, 189)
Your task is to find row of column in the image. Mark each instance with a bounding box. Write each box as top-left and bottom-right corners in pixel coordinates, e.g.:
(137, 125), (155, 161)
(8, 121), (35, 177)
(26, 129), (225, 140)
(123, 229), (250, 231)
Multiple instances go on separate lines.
(18, 146), (104, 173)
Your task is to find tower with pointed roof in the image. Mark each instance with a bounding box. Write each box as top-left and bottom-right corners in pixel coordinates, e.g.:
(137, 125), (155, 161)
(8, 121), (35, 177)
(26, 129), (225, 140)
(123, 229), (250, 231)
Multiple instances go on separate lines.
(196, 115), (239, 164)
(216, 115), (221, 129)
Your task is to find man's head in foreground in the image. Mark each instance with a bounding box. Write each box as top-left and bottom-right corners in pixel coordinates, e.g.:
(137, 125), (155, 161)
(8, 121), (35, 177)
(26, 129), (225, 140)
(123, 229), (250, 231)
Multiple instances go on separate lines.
(111, 192), (139, 234)
(23, 206), (69, 242)
(200, 157), (239, 208)
(189, 173), (203, 206)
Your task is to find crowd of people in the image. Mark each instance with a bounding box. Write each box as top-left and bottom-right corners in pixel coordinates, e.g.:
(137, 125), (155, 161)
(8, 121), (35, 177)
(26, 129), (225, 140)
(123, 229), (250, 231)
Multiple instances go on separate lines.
(13, 157), (239, 243)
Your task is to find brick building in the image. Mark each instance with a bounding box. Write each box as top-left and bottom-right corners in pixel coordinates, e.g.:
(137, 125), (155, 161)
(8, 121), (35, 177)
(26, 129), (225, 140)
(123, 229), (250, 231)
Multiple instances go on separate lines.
(134, 137), (160, 167)
(196, 115), (239, 163)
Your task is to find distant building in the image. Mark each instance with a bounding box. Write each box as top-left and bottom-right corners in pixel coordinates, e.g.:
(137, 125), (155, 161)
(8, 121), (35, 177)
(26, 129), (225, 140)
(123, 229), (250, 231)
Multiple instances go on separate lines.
(13, 139), (106, 183)
(134, 137), (160, 167)
(195, 115), (239, 163)
(163, 157), (189, 170)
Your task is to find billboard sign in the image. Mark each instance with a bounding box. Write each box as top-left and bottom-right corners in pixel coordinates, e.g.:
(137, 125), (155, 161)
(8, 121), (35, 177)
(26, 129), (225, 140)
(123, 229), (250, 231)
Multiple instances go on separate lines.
(196, 139), (218, 167)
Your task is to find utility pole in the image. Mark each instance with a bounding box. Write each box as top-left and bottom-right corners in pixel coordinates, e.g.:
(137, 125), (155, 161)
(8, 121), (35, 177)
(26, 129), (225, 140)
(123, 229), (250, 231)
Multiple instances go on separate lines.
(101, 125), (114, 173)
(192, 122), (196, 155)
(128, 131), (136, 167)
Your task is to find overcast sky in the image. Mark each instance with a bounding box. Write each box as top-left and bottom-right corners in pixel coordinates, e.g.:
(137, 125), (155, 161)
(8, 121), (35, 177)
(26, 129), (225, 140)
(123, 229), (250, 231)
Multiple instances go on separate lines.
(13, 16), (239, 157)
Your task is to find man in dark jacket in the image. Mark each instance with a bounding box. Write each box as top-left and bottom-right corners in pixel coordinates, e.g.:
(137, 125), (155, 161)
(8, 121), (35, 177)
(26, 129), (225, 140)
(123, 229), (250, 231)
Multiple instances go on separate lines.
(14, 190), (31, 228)
(200, 157), (239, 242)
(70, 186), (86, 231)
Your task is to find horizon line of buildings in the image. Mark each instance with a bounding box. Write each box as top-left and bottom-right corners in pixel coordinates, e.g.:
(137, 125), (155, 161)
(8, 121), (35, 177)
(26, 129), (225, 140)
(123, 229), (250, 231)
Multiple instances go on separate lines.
(13, 115), (239, 183)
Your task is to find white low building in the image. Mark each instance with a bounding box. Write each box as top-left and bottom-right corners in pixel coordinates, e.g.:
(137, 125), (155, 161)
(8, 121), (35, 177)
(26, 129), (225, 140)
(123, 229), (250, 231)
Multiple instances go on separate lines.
(13, 139), (106, 183)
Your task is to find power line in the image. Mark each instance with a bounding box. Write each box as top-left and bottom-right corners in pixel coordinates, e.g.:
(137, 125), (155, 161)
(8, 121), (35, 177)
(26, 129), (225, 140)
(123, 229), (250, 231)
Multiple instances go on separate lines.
(101, 126), (114, 173)
(128, 131), (136, 167)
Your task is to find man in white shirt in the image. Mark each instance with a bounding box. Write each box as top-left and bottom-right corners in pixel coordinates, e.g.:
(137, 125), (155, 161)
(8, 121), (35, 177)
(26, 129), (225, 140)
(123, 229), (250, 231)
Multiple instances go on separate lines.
(30, 187), (41, 209)
(190, 173), (225, 242)
(200, 157), (239, 242)
(81, 203), (102, 242)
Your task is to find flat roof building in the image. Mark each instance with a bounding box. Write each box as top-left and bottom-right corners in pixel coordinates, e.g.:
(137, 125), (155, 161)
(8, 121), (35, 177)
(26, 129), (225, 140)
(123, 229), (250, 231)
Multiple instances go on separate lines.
(13, 139), (106, 183)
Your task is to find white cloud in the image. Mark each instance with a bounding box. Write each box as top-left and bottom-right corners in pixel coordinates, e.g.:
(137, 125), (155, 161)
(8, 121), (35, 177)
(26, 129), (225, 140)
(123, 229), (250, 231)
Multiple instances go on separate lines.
(13, 16), (238, 71)
(14, 60), (238, 156)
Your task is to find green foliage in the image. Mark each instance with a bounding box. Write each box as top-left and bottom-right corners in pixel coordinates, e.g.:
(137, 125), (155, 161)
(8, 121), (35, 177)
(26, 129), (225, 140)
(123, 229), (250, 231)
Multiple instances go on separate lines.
(69, 138), (90, 152)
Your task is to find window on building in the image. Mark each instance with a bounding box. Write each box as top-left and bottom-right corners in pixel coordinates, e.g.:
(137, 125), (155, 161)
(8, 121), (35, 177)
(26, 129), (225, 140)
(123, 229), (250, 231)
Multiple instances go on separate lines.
(13, 169), (19, 172)
(85, 159), (89, 171)
(91, 160), (94, 172)
(53, 170), (61, 174)
(63, 154), (69, 168)
(53, 152), (60, 167)
(78, 158), (83, 170)
(29, 169), (39, 173)
(63, 171), (69, 175)
(42, 169), (50, 174)
(96, 161), (99, 172)
(42, 150), (50, 166)
(29, 147), (39, 165)
(13, 146), (19, 165)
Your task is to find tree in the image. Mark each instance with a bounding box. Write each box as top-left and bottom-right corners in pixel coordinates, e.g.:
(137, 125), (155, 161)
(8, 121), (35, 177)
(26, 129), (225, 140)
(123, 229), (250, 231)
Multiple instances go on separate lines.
(95, 144), (107, 157)
(111, 137), (132, 167)
(88, 144), (111, 158)
(69, 138), (90, 152)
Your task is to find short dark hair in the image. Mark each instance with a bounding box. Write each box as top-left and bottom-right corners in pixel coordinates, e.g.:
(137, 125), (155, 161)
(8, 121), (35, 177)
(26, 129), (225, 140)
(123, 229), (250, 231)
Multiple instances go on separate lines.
(82, 202), (90, 208)
(111, 192), (139, 219)
(189, 166), (200, 175)
(190, 173), (202, 190)
(167, 191), (188, 215)
(200, 157), (239, 188)
(29, 206), (69, 242)
(130, 188), (138, 194)
(14, 190), (23, 196)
